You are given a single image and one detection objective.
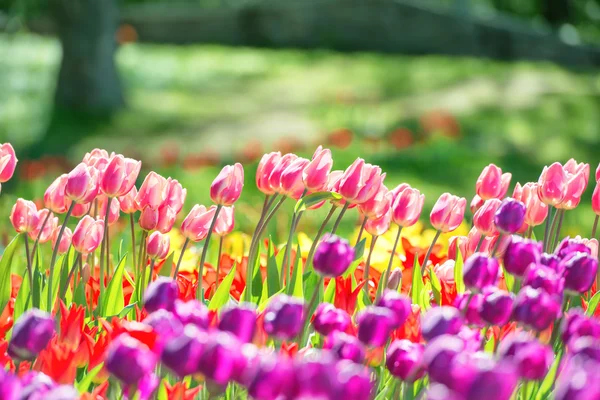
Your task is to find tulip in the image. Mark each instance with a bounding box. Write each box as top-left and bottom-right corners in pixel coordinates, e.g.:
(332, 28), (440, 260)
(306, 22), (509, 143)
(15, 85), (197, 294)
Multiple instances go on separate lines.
(555, 356), (600, 400)
(470, 195), (484, 214)
(558, 159), (589, 210)
(473, 199), (501, 236)
(218, 303), (257, 343)
(268, 153), (297, 193)
(569, 336), (600, 362)
(538, 162), (568, 206)
(138, 206), (158, 231)
(143, 310), (183, 348)
(540, 252), (561, 272)
(10, 199), (39, 234)
(162, 178), (186, 213)
(277, 157), (309, 199)
(263, 294), (305, 340)
(44, 174), (70, 214)
(8, 309), (55, 361)
(325, 332), (366, 364)
(105, 334), (157, 385)
(71, 202), (90, 218)
(421, 306), (464, 342)
(136, 171), (168, 210)
(463, 253), (499, 292)
(119, 187), (138, 214)
(45, 385), (80, 400)
(247, 354), (294, 400)
(313, 234), (355, 277)
(293, 351), (341, 399)
(462, 357), (518, 400)
(71, 216), (104, 254)
(256, 152), (282, 195)
(494, 198), (526, 235)
(173, 299), (210, 330)
(386, 340), (425, 382)
(476, 164), (511, 201)
(376, 290), (411, 328)
(180, 205), (216, 242)
(555, 237), (592, 260)
(51, 225), (72, 255)
(100, 154), (141, 197)
(0, 143), (17, 183)
(515, 182), (548, 227)
(356, 306), (396, 347)
(522, 263), (564, 297)
(28, 209), (57, 244)
(312, 303), (351, 336)
(213, 206), (235, 237)
(0, 369), (21, 400)
(360, 185), (392, 220)
(337, 158), (385, 205)
(162, 324), (207, 377)
(434, 260), (455, 283)
(365, 208), (392, 236)
(423, 334), (465, 385)
(512, 286), (561, 332)
(198, 331), (244, 385)
(561, 252), (598, 294)
(479, 289), (514, 326)
(210, 163), (244, 206)
(430, 193), (466, 233)
(156, 205), (177, 234)
(65, 163), (99, 204)
(387, 267), (403, 291)
(448, 235), (467, 261)
(96, 195), (120, 225)
(561, 309), (600, 344)
(497, 333), (552, 381)
(391, 185), (424, 227)
(503, 236), (542, 278)
(82, 148), (111, 173)
(302, 146), (333, 192)
(143, 277), (178, 313)
(146, 231), (170, 260)
(336, 360), (373, 400)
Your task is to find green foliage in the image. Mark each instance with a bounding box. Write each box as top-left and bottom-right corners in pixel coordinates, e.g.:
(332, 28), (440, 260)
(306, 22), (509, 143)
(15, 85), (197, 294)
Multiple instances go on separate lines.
(209, 264), (236, 310)
(0, 235), (21, 315)
(102, 254), (128, 317)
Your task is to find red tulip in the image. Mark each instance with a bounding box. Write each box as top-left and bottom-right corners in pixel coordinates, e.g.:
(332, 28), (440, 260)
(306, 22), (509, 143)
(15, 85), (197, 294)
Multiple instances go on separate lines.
(430, 193), (466, 233)
(210, 163), (244, 206)
(72, 216), (104, 254)
(10, 199), (39, 233)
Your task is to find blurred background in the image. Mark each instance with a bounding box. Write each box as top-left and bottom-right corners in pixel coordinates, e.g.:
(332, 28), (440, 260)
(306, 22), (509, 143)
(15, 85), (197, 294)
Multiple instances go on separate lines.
(1, 0), (600, 238)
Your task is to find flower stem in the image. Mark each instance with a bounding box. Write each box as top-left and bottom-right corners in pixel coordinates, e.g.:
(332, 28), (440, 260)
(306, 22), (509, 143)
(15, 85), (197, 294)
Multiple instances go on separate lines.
(491, 234), (503, 258)
(99, 198), (112, 309)
(300, 275), (324, 346)
(543, 207), (556, 252)
(23, 235), (34, 306)
(355, 216), (367, 246)
(378, 226), (402, 301)
(551, 209), (565, 252)
(421, 230), (441, 274)
(215, 236), (224, 295)
(129, 214), (137, 272)
(363, 235), (378, 295)
(60, 253), (82, 301)
(474, 235), (484, 252)
(331, 203), (350, 235)
(48, 201), (75, 312)
(281, 190), (307, 288)
(197, 205), (223, 301)
(173, 238), (190, 277)
(305, 205), (337, 271)
(141, 259), (155, 300)
(31, 210), (51, 258)
(593, 215), (599, 239)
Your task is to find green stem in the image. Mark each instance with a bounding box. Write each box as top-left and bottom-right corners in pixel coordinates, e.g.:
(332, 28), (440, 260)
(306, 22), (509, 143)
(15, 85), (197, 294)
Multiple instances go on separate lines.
(363, 235), (378, 295)
(474, 235), (484, 252)
(545, 207), (559, 253)
(281, 211), (303, 287)
(378, 226), (403, 301)
(305, 205), (337, 271)
(543, 207), (554, 252)
(355, 216), (367, 246)
(31, 210), (51, 258)
(59, 253), (82, 301)
(215, 236), (224, 296)
(99, 198), (112, 309)
(197, 205), (223, 301)
(23, 235), (34, 306)
(551, 209), (565, 252)
(48, 201), (75, 312)
(300, 275), (324, 346)
(331, 202), (350, 235)
(173, 238), (190, 277)
(129, 214), (137, 273)
(421, 230), (441, 274)
(491, 234), (503, 258)
(526, 225), (533, 239)
(247, 195), (272, 257)
(141, 259), (155, 300)
(592, 215), (599, 239)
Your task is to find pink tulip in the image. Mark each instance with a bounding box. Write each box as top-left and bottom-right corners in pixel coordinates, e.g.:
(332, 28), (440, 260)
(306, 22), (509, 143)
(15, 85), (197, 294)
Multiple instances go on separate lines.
(488, 234), (510, 257)
(181, 205), (217, 242)
(365, 208), (392, 236)
(593, 184), (600, 216)
(119, 187), (138, 214)
(537, 162), (568, 206)
(448, 236), (467, 261)
(82, 149), (112, 177)
(470, 195), (484, 214)
(337, 158), (385, 205)
(71, 203), (91, 218)
(156, 205), (177, 234)
(256, 152), (282, 195)
(564, 158), (590, 182)
(72, 216), (104, 254)
(210, 163), (244, 206)
(390, 183), (410, 201)
(139, 206), (159, 231)
(29, 209), (58, 243)
(0, 143), (17, 183)
(473, 199), (502, 236)
(360, 185), (392, 220)
(302, 146), (333, 192)
(163, 178), (187, 213)
(97, 196), (121, 226)
(430, 193), (466, 233)
(65, 163), (99, 204)
(391, 185), (424, 227)
(596, 163), (600, 183)
(328, 170), (344, 192)
(214, 206), (235, 237)
(279, 157), (310, 199)
(579, 237), (599, 259)
(52, 225), (72, 255)
(100, 154), (142, 197)
(557, 167), (588, 210)
(267, 153), (296, 194)
(433, 260), (455, 283)
(146, 231), (171, 260)
(136, 172), (168, 210)
(10, 199), (39, 234)
(44, 174), (70, 214)
(516, 182), (548, 227)
(476, 164), (511, 201)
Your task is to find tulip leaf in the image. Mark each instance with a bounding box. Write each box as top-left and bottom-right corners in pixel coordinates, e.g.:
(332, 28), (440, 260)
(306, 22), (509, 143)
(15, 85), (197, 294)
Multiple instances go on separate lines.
(503, 266), (515, 293)
(453, 242), (465, 294)
(429, 268), (441, 306)
(42, 253), (65, 312)
(353, 238), (366, 261)
(411, 257), (425, 306)
(484, 333), (495, 354)
(536, 349), (562, 400)
(209, 264), (236, 310)
(76, 363), (104, 393)
(287, 245), (304, 298)
(251, 247), (264, 302)
(259, 288), (285, 312)
(266, 239), (280, 297)
(32, 266), (42, 310)
(158, 252), (175, 277)
(294, 191), (341, 213)
(324, 278), (336, 304)
(102, 254), (127, 317)
(587, 291), (600, 316)
(0, 235), (21, 314)
(12, 270), (30, 331)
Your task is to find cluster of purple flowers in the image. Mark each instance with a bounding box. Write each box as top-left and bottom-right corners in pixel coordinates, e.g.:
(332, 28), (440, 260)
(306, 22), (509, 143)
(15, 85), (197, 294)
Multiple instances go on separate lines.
(0, 369), (79, 400)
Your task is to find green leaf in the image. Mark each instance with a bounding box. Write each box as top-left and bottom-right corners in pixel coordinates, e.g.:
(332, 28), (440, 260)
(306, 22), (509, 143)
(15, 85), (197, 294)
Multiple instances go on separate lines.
(411, 257), (425, 305)
(303, 271), (320, 301)
(324, 279), (336, 304)
(73, 280), (86, 308)
(429, 268), (441, 306)
(0, 235), (21, 314)
(503, 266), (515, 293)
(353, 238), (366, 261)
(287, 245), (304, 298)
(75, 363), (104, 393)
(118, 303), (138, 319)
(266, 240), (280, 297)
(158, 252), (175, 277)
(32, 266), (42, 310)
(484, 333), (495, 354)
(454, 243), (465, 294)
(42, 253), (65, 311)
(157, 381), (168, 400)
(101, 254), (127, 317)
(294, 191), (341, 213)
(536, 350), (562, 400)
(258, 287), (285, 311)
(209, 264), (236, 310)
(118, 239), (124, 263)
(587, 292), (600, 316)
(13, 271), (30, 328)
(251, 247), (264, 302)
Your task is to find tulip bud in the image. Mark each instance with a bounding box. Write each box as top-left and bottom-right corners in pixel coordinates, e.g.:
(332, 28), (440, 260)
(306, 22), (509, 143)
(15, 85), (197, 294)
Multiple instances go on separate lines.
(430, 193), (466, 233)
(8, 309), (55, 361)
(96, 196), (120, 226)
(518, 183), (548, 227)
(263, 294), (305, 340)
(365, 208), (392, 237)
(156, 205), (177, 234)
(146, 231), (170, 260)
(336, 360), (373, 400)
(462, 253), (499, 292)
(387, 267), (403, 291)
(213, 206), (235, 237)
(161, 324), (207, 377)
(144, 277), (178, 313)
(10, 199), (39, 234)
(136, 172), (168, 210)
(138, 206), (159, 231)
(81, 262), (91, 284)
(356, 306), (396, 347)
(294, 351), (341, 399)
(497, 333), (552, 381)
(325, 331), (365, 364)
(198, 331), (244, 385)
(302, 146), (333, 192)
(522, 263), (564, 297)
(391, 185), (424, 227)
(210, 163), (244, 206)
(173, 299), (210, 330)
(503, 236), (542, 278)
(65, 163), (99, 204)
(558, 164), (589, 210)
(163, 178), (187, 213)
(376, 290), (411, 329)
(479, 289), (514, 326)
(312, 303), (351, 336)
(359, 185), (392, 221)
(72, 216), (104, 255)
(555, 237), (592, 260)
(51, 225), (72, 256)
(0, 143), (17, 183)
(313, 234), (355, 277)
(538, 163), (568, 206)
(247, 353), (295, 400)
(218, 303), (257, 343)
(512, 286), (561, 332)
(421, 306), (463, 342)
(29, 209), (57, 244)
(279, 157), (309, 200)
(561, 252), (598, 294)
(386, 339), (425, 382)
(82, 148), (111, 174)
(44, 174), (70, 214)
(181, 205), (216, 242)
(100, 155), (141, 197)
(119, 187), (138, 214)
(423, 334), (465, 386)
(105, 334), (157, 385)
(454, 292), (484, 327)
(473, 199), (501, 236)
(337, 158), (385, 205)
(256, 152), (282, 195)
(476, 164), (511, 201)
(494, 198), (526, 235)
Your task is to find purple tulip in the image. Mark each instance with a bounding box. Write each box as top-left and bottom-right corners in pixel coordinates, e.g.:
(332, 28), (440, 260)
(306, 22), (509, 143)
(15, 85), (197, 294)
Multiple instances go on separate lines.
(561, 252), (598, 294)
(263, 294), (305, 340)
(512, 286), (561, 332)
(172, 299), (209, 330)
(356, 306), (396, 347)
(218, 303), (257, 343)
(105, 334), (157, 385)
(421, 306), (464, 342)
(479, 289), (514, 326)
(540, 252), (561, 273)
(375, 290), (411, 328)
(336, 360), (373, 400)
(386, 339), (425, 381)
(45, 385), (80, 400)
(555, 237), (592, 260)
(503, 236), (542, 277)
(247, 354), (294, 400)
(457, 326), (483, 352)
(313, 303), (351, 336)
(143, 310), (183, 354)
(161, 325), (208, 377)
(293, 350), (341, 399)
(494, 198), (526, 235)
(561, 309), (600, 344)
(8, 309), (55, 362)
(569, 336), (600, 363)
(20, 372), (55, 399)
(498, 333), (552, 381)
(423, 334), (465, 386)
(198, 331), (244, 385)
(522, 263), (564, 297)
(555, 356), (600, 400)
(143, 277), (178, 313)
(427, 384), (462, 400)
(0, 369), (21, 400)
(325, 332), (366, 364)
(466, 360), (518, 400)
(463, 253), (499, 292)
(454, 292), (484, 327)
(313, 234), (355, 277)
